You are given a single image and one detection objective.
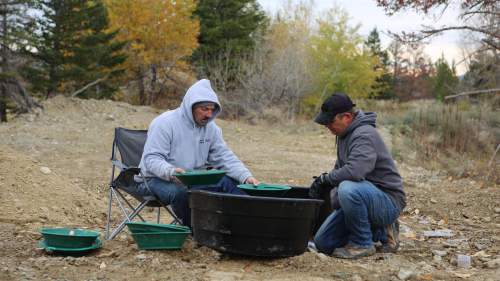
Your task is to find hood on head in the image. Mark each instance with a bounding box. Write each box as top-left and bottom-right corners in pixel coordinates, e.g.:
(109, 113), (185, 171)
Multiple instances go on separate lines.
(181, 79), (221, 125)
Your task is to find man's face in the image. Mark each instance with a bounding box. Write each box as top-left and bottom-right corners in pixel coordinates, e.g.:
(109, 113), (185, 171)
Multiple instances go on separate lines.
(326, 113), (353, 136)
(192, 104), (216, 126)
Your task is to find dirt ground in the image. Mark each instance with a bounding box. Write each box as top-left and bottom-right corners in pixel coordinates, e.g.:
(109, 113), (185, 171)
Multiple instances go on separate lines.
(0, 96), (499, 281)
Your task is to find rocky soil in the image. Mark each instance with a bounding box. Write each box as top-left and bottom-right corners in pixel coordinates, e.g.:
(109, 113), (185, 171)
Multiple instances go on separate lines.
(0, 96), (498, 280)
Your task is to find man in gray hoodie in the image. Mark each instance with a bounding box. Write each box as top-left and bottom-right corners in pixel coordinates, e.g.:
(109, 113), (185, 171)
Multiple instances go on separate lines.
(310, 93), (406, 259)
(136, 79), (259, 227)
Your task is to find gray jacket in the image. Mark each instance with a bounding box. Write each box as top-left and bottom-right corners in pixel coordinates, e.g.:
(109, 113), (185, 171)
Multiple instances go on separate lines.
(326, 110), (406, 211)
(138, 79), (253, 183)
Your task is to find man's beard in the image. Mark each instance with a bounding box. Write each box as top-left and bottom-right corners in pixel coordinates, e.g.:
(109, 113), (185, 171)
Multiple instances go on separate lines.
(196, 118), (209, 126)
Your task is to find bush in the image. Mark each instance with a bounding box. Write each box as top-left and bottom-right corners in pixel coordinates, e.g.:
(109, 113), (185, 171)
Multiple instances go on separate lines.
(388, 100), (499, 182)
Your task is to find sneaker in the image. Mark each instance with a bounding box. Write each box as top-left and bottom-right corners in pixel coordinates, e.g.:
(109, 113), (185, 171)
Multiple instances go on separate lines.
(332, 244), (376, 259)
(307, 241), (318, 253)
(377, 220), (400, 253)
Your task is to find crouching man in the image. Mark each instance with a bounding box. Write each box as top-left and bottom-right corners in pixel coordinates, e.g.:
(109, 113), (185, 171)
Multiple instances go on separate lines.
(309, 93), (406, 259)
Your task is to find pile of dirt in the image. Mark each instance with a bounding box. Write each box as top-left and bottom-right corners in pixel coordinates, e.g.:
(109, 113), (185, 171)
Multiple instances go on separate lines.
(0, 144), (103, 228)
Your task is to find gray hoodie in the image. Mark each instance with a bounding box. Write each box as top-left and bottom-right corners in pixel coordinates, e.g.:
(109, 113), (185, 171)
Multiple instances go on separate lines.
(325, 110), (406, 211)
(138, 79), (253, 183)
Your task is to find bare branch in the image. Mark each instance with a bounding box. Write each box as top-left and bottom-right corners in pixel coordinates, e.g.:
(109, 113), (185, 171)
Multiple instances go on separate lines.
(71, 76), (108, 98)
(444, 88), (500, 100)
(421, 25), (500, 40)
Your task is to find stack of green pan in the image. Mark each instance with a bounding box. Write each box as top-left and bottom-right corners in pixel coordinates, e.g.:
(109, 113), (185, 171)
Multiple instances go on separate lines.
(126, 222), (191, 250)
(38, 228), (101, 255)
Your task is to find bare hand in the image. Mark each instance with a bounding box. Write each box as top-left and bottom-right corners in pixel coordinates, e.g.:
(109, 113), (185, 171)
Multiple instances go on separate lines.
(174, 167), (186, 174)
(245, 177), (260, 185)
(171, 167), (186, 185)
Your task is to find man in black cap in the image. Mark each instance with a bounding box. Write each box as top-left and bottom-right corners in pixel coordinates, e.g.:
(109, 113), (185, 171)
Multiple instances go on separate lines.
(309, 93), (406, 259)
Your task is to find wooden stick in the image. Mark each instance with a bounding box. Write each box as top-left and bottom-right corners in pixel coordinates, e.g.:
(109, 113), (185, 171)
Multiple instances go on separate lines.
(444, 88), (500, 100)
(71, 76), (108, 98)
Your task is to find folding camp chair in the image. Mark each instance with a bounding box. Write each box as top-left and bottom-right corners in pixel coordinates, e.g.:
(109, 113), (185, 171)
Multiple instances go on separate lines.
(105, 127), (181, 240)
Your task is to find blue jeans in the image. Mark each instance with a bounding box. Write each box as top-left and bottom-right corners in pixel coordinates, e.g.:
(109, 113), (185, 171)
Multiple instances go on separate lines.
(313, 180), (400, 254)
(137, 175), (246, 227)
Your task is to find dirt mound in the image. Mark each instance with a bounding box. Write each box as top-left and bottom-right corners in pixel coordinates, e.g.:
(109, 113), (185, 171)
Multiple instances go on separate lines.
(0, 144), (103, 228)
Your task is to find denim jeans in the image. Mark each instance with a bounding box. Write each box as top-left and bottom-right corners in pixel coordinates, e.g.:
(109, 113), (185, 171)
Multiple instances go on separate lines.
(313, 180), (400, 254)
(137, 175), (246, 227)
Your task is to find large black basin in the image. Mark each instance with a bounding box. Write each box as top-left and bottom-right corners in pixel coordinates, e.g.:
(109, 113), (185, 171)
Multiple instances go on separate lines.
(189, 187), (323, 257)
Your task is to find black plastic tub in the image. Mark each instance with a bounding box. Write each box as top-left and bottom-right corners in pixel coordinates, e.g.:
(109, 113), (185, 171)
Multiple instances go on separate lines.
(189, 187), (323, 257)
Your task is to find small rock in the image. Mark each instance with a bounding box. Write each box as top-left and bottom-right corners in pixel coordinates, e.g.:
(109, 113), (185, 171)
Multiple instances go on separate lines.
(106, 114), (115, 121)
(472, 250), (490, 258)
(351, 274), (362, 281)
(430, 198), (437, 204)
(443, 238), (467, 248)
(136, 254), (147, 261)
(432, 250), (448, 257)
(456, 254), (471, 269)
(482, 217), (491, 223)
(400, 224), (416, 239)
(423, 229), (454, 238)
(494, 207), (500, 214)
(485, 258), (500, 269)
(397, 269), (415, 280)
(433, 255), (442, 262)
(40, 167), (51, 174)
(99, 262), (106, 269)
(196, 263), (207, 269)
(315, 252), (329, 262)
(117, 234), (128, 241)
(474, 242), (487, 250)
(453, 272), (473, 279)
(418, 218), (430, 225)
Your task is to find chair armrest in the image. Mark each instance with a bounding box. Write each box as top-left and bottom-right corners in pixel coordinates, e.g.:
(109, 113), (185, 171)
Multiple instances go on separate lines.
(112, 159), (129, 170)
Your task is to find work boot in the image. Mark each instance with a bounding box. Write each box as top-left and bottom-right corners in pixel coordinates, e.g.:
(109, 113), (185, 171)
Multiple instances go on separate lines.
(332, 244), (376, 259)
(377, 220), (400, 253)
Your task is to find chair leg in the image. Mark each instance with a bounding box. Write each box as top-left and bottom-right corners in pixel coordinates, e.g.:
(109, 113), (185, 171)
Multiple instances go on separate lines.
(164, 205), (182, 225)
(105, 187), (114, 240)
(108, 200), (149, 240)
(157, 207), (160, 224)
(116, 189), (147, 222)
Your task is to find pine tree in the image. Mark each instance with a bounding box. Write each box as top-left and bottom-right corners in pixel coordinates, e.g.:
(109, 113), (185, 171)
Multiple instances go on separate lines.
(433, 55), (458, 101)
(0, 0), (40, 122)
(193, 0), (267, 84)
(24, 0), (126, 98)
(365, 28), (394, 99)
(65, 0), (126, 99)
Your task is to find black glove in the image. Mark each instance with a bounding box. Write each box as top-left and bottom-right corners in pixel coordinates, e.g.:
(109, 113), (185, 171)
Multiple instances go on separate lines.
(308, 172), (330, 199)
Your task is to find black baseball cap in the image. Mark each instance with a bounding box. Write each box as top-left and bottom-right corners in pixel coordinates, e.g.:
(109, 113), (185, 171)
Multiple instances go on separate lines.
(314, 93), (356, 125)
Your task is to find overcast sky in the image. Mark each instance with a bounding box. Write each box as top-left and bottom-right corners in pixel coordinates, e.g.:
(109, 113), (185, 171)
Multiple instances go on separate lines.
(257, 0), (467, 74)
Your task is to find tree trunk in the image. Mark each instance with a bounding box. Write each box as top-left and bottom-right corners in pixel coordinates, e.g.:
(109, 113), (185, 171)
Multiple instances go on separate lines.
(0, 85), (7, 122)
(1, 8), (7, 122)
(147, 64), (158, 105)
(137, 70), (146, 105)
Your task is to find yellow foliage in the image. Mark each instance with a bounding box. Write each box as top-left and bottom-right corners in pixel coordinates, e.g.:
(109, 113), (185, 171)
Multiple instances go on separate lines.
(104, 0), (199, 75)
(304, 7), (379, 113)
